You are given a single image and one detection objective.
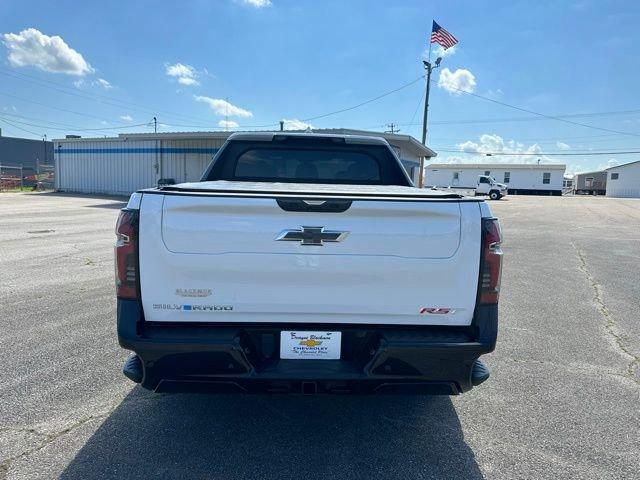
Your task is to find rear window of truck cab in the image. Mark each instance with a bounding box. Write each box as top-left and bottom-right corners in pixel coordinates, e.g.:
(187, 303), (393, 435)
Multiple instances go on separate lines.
(203, 139), (412, 186)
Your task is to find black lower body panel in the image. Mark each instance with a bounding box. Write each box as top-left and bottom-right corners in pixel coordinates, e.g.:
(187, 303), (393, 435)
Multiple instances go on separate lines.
(118, 299), (498, 395)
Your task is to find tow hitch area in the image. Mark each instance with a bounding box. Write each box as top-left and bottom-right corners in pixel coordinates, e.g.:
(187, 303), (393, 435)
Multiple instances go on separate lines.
(471, 359), (490, 386)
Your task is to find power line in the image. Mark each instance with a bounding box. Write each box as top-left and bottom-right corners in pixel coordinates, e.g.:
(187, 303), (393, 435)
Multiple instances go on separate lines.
(0, 69), (226, 126)
(6, 64), (640, 145)
(164, 121), (279, 129)
(0, 91), (126, 123)
(435, 81), (640, 138)
(434, 148), (640, 156)
(0, 117), (43, 137)
(401, 108), (640, 126)
(0, 112), (151, 131)
(301, 75), (425, 122)
(0, 114), (150, 132)
(408, 82), (427, 128)
(2, 68), (423, 129)
(0, 68), (280, 130)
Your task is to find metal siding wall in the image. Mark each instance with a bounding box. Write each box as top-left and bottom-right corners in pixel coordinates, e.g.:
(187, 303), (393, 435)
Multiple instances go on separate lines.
(161, 139), (185, 183)
(606, 163), (640, 197)
(56, 140), (156, 195)
(185, 138), (224, 181)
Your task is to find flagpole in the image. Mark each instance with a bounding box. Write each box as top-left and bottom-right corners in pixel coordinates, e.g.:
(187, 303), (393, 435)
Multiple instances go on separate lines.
(422, 21), (435, 146)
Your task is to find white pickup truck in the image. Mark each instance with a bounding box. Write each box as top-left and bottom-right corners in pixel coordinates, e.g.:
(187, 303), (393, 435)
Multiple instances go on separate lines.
(116, 133), (502, 395)
(432, 175), (508, 200)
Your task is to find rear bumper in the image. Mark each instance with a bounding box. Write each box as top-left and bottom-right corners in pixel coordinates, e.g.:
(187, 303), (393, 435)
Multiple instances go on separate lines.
(118, 300), (498, 395)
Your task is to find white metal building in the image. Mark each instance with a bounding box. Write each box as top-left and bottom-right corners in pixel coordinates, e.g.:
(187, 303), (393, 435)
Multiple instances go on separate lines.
(54, 130), (436, 196)
(424, 163), (566, 195)
(606, 160), (640, 198)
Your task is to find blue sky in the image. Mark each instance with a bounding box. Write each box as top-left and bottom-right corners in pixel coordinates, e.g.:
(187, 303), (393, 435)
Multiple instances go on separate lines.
(0, 0), (638, 174)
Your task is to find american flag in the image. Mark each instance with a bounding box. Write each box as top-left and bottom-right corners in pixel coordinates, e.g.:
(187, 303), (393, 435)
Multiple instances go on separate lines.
(430, 21), (458, 50)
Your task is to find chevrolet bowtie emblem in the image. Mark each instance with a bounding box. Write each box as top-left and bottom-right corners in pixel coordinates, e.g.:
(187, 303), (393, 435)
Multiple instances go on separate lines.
(299, 339), (322, 347)
(276, 226), (349, 246)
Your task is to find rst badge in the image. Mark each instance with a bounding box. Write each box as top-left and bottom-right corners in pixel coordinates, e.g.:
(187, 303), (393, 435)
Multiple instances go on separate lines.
(419, 307), (455, 314)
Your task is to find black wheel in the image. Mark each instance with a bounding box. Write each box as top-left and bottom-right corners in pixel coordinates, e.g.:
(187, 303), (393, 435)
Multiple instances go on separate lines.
(489, 191), (500, 200)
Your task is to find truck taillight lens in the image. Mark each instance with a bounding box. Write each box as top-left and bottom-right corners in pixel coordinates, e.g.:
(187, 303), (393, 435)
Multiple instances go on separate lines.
(115, 209), (139, 299)
(479, 218), (503, 304)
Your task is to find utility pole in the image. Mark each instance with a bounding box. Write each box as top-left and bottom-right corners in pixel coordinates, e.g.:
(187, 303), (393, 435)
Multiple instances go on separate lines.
(42, 134), (47, 166)
(385, 123), (400, 134)
(421, 57), (441, 145)
(153, 117), (157, 133)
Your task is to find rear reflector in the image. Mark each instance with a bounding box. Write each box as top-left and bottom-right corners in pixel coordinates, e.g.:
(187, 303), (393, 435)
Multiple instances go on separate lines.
(479, 218), (503, 304)
(115, 209), (139, 299)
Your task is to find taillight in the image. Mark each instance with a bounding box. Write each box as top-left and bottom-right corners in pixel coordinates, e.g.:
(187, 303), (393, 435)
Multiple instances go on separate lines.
(479, 217), (503, 304)
(115, 209), (139, 299)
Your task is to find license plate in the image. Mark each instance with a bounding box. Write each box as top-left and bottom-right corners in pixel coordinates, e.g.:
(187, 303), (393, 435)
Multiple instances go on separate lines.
(280, 331), (341, 360)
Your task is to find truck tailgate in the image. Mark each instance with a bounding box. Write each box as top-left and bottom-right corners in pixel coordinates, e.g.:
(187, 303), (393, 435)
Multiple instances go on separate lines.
(138, 191), (482, 326)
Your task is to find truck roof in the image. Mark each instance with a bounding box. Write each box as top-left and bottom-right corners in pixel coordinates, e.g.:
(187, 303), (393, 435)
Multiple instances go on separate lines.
(226, 131), (393, 147)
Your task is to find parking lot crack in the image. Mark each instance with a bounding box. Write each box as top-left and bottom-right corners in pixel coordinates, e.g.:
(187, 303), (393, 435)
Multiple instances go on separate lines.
(572, 242), (640, 384)
(0, 404), (119, 479)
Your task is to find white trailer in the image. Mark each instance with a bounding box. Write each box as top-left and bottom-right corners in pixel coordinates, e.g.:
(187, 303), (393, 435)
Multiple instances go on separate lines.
(606, 160), (640, 198)
(424, 163), (566, 196)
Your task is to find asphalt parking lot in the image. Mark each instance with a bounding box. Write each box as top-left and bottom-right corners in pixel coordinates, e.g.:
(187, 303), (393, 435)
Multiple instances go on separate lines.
(1, 192), (639, 479)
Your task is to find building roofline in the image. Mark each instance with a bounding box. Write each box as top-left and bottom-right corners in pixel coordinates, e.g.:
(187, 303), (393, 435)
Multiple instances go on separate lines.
(0, 135), (53, 144)
(426, 163), (566, 170)
(573, 170), (607, 176)
(306, 128), (436, 158)
(52, 128), (437, 157)
(606, 159), (640, 170)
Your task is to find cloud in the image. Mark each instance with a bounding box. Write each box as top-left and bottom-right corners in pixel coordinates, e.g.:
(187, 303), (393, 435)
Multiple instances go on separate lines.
(96, 78), (112, 89)
(446, 133), (552, 164)
(282, 118), (314, 130)
(194, 96), (253, 117)
(422, 45), (457, 63)
(178, 77), (198, 86)
(2, 28), (93, 76)
(120, 115), (133, 122)
(165, 62), (200, 86)
(240, 0), (272, 7)
(437, 68), (476, 95)
(74, 77), (114, 90)
(434, 44), (457, 59)
(556, 141), (570, 150)
(218, 119), (239, 128)
(484, 88), (504, 99)
(596, 158), (619, 171)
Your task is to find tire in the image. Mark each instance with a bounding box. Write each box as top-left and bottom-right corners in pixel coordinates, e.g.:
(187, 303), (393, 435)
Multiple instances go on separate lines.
(489, 191), (500, 200)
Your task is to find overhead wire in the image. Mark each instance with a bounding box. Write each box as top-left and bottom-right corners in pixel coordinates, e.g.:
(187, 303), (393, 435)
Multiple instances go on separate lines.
(433, 148), (640, 156)
(0, 116), (43, 137)
(0, 112), (151, 131)
(300, 75), (426, 122)
(4, 65), (640, 150)
(434, 80), (640, 138)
